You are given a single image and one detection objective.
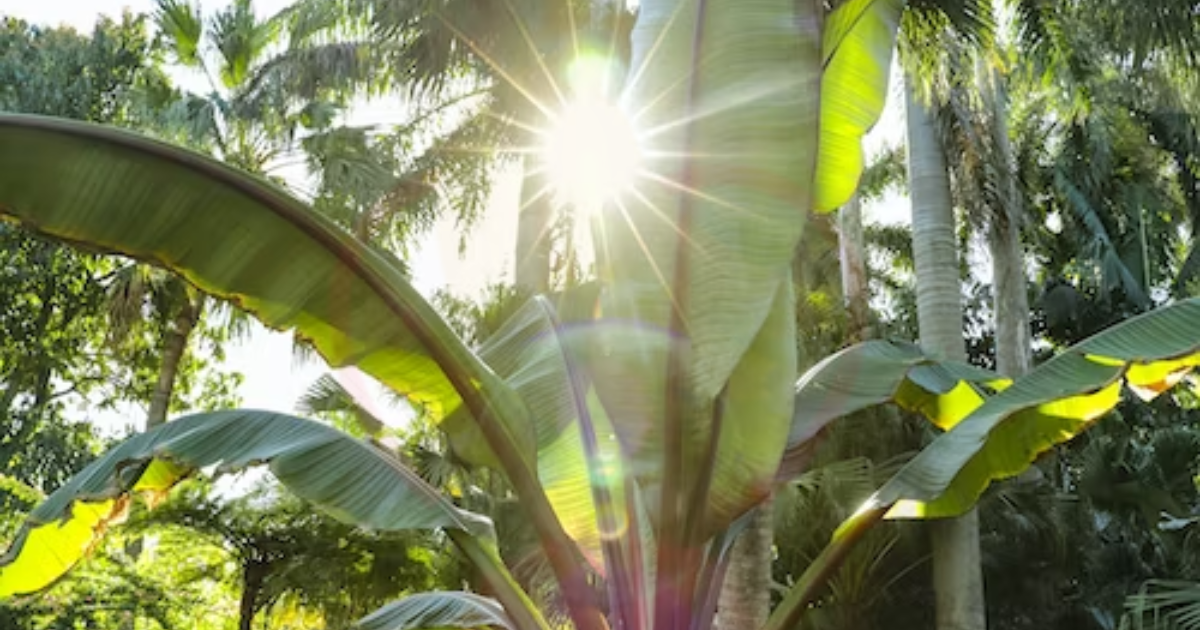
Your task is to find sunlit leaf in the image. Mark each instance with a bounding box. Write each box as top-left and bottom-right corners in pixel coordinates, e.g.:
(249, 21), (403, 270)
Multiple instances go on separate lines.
(458, 290), (627, 575)
(0, 113), (533, 467)
(0, 410), (492, 598)
(878, 299), (1200, 518)
(814, 0), (906, 212)
(779, 339), (1004, 479)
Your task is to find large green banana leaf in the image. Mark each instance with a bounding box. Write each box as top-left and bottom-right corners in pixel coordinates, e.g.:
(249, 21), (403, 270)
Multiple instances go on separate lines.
(878, 298), (1200, 518)
(0, 113), (532, 467)
(357, 591), (513, 630)
(779, 339), (1005, 479)
(764, 303), (1200, 630)
(0, 115), (606, 630)
(0, 410), (492, 598)
(594, 0), (904, 539)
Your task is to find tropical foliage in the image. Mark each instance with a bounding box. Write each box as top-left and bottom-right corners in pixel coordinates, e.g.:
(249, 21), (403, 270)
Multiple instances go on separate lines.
(2, 1), (1200, 630)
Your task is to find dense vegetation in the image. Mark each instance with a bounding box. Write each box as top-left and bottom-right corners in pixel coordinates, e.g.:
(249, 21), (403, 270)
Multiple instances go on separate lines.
(1, 1), (1199, 630)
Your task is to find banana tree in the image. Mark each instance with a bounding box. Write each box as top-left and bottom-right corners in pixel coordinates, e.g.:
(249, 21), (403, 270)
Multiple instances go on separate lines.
(4, 2), (1200, 630)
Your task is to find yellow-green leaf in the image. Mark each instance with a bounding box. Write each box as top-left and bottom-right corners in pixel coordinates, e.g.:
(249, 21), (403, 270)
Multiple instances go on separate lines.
(877, 298), (1200, 518)
(779, 339), (1004, 479)
(0, 411), (492, 598)
(814, 0), (905, 212)
(0, 113), (533, 468)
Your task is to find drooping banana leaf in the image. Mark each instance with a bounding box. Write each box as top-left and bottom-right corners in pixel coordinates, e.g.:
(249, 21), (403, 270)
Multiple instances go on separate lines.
(779, 339), (1006, 479)
(597, 0), (904, 544)
(356, 591), (514, 630)
(0, 114), (605, 630)
(877, 297), (1200, 518)
(0, 114), (531, 466)
(767, 300), (1200, 630)
(0, 411), (491, 598)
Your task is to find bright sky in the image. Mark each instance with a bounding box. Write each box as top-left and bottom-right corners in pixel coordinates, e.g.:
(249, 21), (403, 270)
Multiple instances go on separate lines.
(3, 0), (905, 433)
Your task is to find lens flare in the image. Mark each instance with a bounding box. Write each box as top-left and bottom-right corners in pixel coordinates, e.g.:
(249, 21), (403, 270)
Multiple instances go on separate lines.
(542, 55), (642, 213)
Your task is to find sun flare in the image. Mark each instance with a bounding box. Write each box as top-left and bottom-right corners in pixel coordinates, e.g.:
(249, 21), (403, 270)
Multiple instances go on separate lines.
(541, 56), (642, 212)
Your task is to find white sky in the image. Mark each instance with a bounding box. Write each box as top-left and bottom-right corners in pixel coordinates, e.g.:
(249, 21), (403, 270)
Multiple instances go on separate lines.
(2, 0), (906, 433)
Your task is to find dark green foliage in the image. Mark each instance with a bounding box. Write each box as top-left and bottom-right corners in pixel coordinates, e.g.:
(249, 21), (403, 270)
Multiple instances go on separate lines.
(0, 14), (170, 124)
(0, 16), (167, 487)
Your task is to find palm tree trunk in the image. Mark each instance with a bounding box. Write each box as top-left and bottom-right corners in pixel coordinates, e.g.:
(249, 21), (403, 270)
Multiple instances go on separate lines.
(838, 194), (870, 341)
(905, 84), (987, 630)
(717, 497), (774, 630)
(239, 558), (269, 630)
(989, 215), (1028, 376)
(980, 62), (1030, 378)
(146, 292), (202, 430)
(514, 153), (555, 294)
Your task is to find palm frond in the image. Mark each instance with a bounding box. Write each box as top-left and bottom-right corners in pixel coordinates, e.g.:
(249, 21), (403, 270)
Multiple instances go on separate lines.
(1086, 0), (1200, 68)
(210, 0), (278, 89)
(899, 0), (993, 105)
(377, 109), (507, 240)
(270, 0), (367, 47)
(1125, 580), (1200, 630)
(239, 40), (383, 107)
(296, 373), (386, 436)
(1053, 166), (1151, 307)
(859, 145), (907, 201)
(154, 0), (204, 68)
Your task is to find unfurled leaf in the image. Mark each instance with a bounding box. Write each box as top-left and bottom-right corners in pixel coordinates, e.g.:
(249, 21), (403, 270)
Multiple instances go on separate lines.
(0, 410), (491, 598)
(595, 0), (900, 539)
(878, 299), (1200, 518)
(779, 339), (1004, 479)
(814, 0), (905, 212)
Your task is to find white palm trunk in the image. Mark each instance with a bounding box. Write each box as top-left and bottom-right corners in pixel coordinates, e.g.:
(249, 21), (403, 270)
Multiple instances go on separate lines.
(980, 61), (1031, 378)
(905, 83), (987, 630)
(839, 193), (870, 340)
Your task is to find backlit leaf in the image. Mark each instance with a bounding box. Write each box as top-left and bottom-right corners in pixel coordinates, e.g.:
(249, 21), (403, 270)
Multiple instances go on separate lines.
(0, 411), (491, 598)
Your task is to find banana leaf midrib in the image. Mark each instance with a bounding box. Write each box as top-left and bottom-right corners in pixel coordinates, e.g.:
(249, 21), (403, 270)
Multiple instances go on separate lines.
(0, 115), (461, 389)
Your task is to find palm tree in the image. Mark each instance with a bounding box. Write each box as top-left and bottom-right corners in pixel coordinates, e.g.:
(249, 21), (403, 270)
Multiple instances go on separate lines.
(344, 0), (635, 294)
(902, 2), (1200, 627)
(103, 263), (208, 430)
(120, 0), (417, 428)
(905, 78), (987, 630)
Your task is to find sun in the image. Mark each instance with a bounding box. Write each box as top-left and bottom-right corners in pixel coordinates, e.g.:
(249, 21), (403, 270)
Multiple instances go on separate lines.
(541, 55), (642, 213)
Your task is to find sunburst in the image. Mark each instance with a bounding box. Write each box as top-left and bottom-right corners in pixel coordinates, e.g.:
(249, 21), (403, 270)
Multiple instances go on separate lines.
(539, 54), (644, 214)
